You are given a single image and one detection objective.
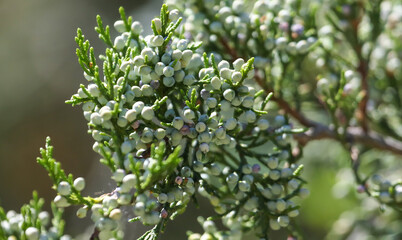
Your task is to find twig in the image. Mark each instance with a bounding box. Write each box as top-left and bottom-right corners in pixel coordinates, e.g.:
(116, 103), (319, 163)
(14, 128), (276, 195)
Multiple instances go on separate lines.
(356, 55), (369, 133)
(90, 228), (100, 240)
(219, 37), (239, 59)
(350, 146), (371, 196)
(348, 7), (370, 133)
(293, 125), (402, 156)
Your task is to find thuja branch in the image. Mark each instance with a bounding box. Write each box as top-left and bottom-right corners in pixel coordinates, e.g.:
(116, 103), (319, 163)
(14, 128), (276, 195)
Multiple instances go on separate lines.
(262, 76), (402, 156)
(233, 45), (402, 157)
(261, 74), (402, 156)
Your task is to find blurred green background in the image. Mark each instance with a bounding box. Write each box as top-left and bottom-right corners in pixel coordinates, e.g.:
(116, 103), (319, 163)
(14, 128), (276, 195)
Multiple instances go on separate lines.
(0, 0), (400, 239)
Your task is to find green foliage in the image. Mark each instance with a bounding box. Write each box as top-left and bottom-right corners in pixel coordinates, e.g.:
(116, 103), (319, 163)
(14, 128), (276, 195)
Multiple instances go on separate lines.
(37, 137), (93, 206)
(0, 191), (68, 240)
(0, 0), (401, 240)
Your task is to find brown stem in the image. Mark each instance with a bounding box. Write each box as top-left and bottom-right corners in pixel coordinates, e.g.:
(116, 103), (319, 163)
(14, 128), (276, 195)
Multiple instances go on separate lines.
(356, 59), (369, 132)
(350, 8), (369, 133)
(219, 37), (239, 59)
(270, 94), (316, 127)
(350, 146), (371, 196)
(294, 126), (402, 156)
(90, 228), (100, 239)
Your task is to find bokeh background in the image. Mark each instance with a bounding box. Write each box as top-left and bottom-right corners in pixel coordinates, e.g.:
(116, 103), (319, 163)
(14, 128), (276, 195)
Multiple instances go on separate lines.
(0, 0), (399, 239)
